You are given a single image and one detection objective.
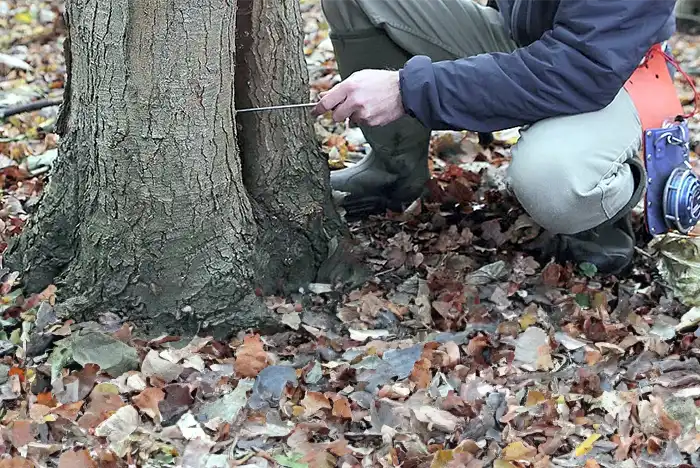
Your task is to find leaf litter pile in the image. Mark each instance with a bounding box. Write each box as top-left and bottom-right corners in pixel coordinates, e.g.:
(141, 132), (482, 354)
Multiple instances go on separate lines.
(3, 0), (700, 467)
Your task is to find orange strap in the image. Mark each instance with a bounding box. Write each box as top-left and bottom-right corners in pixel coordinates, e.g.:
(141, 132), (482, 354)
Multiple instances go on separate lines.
(623, 44), (687, 130)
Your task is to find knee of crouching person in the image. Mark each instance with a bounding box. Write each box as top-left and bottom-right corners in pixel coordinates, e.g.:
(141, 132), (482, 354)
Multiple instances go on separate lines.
(507, 148), (587, 236)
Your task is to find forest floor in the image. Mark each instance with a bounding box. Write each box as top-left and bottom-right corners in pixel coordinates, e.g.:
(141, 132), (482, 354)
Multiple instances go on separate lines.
(3, 0), (700, 467)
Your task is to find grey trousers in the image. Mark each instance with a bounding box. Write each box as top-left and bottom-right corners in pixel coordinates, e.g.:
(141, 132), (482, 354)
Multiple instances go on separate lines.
(322, 0), (643, 235)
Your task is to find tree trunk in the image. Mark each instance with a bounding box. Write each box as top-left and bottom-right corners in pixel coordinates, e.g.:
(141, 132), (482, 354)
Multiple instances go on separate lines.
(6, 0), (343, 337)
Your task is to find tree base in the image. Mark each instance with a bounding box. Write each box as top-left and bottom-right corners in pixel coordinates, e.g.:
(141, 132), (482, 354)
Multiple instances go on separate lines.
(5, 0), (349, 337)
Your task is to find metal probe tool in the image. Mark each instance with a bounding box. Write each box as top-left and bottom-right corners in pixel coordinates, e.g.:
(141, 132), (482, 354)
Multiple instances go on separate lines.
(236, 102), (317, 113)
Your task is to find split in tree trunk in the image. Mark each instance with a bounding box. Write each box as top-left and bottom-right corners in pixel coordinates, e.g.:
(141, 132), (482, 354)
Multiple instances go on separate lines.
(6, 0), (345, 338)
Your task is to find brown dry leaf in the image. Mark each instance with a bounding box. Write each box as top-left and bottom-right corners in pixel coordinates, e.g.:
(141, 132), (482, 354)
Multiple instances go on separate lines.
(133, 387), (165, 423)
(466, 335), (490, 358)
(430, 450), (457, 468)
(493, 462), (518, 468)
(431, 447), (482, 468)
(585, 460), (601, 468)
(234, 334), (269, 378)
(94, 448), (120, 468)
(23, 284), (57, 310)
(301, 391), (331, 417)
(113, 324), (132, 343)
(331, 395), (352, 419)
(300, 450), (337, 468)
(9, 420), (35, 448)
(52, 401), (84, 421)
(36, 391), (57, 408)
(585, 349), (603, 365)
(78, 390), (125, 429)
(0, 457), (34, 468)
(660, 411), (682, 439)
(443, 341), (460, 368)
(536, 343), (554, 370)
(28, 404), (52, 423)
(525, 390), (546, 406)
(159, 383), (195, 423)
(326, 438), (351, 457)
(541, 263), (565, 286)
(409, 358), (432, 389)
(58, 449), (97, 468)
(501, 441), (537, 462)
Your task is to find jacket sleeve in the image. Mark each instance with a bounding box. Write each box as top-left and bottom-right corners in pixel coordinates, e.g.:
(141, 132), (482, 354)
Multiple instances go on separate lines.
(399, 0), (676, 132)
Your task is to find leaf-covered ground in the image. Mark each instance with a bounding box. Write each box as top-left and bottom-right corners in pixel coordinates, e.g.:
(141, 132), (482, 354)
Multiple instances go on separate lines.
(3, 0), (700, 467)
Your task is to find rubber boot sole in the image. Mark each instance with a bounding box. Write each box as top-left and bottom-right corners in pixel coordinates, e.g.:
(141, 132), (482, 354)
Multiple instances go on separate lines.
(339, 192), (422, 221)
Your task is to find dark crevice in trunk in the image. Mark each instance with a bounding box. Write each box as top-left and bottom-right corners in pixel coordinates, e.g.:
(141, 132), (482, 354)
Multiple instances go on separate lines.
(55, 11), (71, 136)
(233, 0), (254, 195)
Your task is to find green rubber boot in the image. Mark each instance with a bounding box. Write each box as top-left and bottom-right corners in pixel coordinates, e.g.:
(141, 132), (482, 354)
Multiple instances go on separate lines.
(328, 30), (432, 219)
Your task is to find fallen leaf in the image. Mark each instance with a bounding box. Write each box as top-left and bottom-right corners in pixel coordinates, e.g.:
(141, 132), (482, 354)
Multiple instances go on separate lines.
(176, 412), (209, 441)
(331, 395), (352, 419)
(8, 367), (24, 383)
(57, 449), (97, 468)
(301, 391), (331, 417)
(514, 327), (552, 371)
(198, 378), (253, 423)
(141, 350), (184, 383)
(554, 331), (587, 350)
(234, 334), (269, 378)
(676, 306), (700, 331)
(525, 390), (546, 406)
(159, 383), (195, 424)
(442, 341), (460, 368)
(0, 457), (33, 468)
(501, 441), (537, 461)
(29, 404), (51, 423)
(36, 391), (57, 408)
(412, 405), (462, 432)
(541, 263), (565, 286)
(94, 405), (139, 457)
(575, 434), (601, 457)
(78, 387), (125, 430)
(349, 329), (390, 341)
(409, 358), (432, 389)
(133, 387), (165, 423)
(8, 420), (34, 448)
(0, 53), (32, 71)
(519, 311), (537, 330)
(281, 312), (302, 330)
(72, 331), (139, 377)
(51, 401), (84, 421)
(493, 462), (518, 468)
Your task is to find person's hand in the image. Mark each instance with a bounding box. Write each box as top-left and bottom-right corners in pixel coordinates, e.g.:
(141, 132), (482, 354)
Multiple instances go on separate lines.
(313, 69), (405, 126)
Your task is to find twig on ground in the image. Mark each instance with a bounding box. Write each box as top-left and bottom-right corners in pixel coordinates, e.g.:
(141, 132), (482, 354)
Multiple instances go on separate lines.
(1, 98), (63, 119)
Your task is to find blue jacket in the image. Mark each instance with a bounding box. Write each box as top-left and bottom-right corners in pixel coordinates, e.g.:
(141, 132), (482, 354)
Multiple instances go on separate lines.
(399, 0), (677, 132)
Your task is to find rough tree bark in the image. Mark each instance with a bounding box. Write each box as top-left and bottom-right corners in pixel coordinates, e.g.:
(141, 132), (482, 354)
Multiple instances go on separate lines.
(6, 0), (343, 337)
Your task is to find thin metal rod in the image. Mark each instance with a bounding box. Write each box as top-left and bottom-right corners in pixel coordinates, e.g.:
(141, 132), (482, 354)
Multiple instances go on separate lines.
(236, 102), (317, 113)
